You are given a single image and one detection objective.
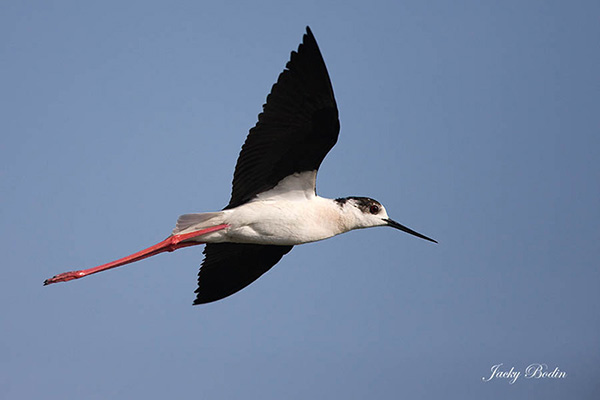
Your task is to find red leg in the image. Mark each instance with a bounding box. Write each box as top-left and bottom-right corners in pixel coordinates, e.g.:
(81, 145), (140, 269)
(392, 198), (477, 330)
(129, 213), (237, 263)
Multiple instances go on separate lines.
(44, 224), (229, 285)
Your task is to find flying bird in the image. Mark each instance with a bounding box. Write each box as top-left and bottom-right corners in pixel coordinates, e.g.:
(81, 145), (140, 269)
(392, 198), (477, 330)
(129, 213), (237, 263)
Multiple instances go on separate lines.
(44, 27), (436, 304)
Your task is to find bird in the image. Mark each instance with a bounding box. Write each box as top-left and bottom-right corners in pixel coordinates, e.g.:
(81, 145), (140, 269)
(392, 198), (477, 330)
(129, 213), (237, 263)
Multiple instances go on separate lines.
(44, 26), (436, 304)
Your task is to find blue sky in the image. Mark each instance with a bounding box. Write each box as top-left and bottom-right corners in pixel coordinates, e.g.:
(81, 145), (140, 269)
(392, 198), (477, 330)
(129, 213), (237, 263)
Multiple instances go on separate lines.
(2, 1), (599, 399)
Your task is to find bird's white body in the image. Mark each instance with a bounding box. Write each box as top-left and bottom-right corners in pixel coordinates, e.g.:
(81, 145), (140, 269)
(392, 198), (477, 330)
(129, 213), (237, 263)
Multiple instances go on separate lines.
(200, 198), (345, 245)
(173, 171), (391, 245)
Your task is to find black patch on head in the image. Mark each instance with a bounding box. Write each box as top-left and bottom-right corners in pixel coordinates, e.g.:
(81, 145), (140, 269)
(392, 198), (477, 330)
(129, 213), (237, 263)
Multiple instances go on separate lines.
(334, 197), (348, 206)
(335, 196), (382, 213)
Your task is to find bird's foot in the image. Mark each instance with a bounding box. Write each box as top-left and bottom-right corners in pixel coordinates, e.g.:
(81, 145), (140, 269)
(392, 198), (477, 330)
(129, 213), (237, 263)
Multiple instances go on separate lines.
(44, 270), (85, 285)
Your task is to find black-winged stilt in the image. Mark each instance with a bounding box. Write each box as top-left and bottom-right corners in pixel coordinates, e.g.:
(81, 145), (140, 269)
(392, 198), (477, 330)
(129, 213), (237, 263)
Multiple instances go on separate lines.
(44, 27), (436, 304)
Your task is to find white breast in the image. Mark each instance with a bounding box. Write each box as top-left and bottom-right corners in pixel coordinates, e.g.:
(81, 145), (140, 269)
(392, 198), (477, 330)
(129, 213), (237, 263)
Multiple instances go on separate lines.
(222, 196), (346, 245)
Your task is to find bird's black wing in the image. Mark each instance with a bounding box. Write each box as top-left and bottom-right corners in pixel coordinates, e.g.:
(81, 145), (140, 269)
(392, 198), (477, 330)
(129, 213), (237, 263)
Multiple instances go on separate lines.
(194, 243), (293, 304)
(225, 26), (339, 209)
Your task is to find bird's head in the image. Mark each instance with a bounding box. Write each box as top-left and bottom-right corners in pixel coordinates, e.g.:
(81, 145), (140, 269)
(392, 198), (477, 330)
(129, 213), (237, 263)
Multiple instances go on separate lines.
(336, 196), (437, 243)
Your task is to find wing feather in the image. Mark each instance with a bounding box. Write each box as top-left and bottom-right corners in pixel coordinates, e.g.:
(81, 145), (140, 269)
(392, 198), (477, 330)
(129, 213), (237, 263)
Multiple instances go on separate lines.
(194, 243), (293, 304)
(226, 27), (339, 209)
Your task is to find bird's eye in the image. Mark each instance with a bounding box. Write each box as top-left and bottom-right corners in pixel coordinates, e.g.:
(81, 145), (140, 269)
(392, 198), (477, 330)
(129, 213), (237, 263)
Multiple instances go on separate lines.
(369, 205), (379, 214)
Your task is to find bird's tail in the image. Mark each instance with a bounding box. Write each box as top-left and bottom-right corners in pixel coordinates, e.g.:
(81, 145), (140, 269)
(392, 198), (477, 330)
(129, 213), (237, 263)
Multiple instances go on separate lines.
(172, 212), (226, 235)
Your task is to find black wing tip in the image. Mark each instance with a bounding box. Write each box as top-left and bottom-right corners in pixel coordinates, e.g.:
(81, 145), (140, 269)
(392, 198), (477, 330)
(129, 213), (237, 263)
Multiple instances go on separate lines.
(192, 288), (227, 305)
(292, 26), (318, 62)
(302, 26), (318, 49)
(192, 297), (211, 305)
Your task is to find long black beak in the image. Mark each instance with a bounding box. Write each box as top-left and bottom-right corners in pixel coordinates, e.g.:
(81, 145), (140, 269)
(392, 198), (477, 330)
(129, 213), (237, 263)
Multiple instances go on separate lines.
(384, 218), (437, 243)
